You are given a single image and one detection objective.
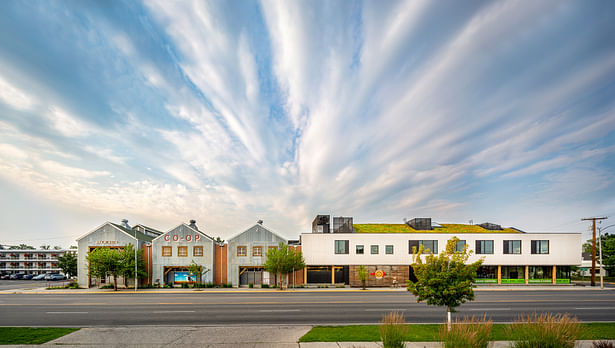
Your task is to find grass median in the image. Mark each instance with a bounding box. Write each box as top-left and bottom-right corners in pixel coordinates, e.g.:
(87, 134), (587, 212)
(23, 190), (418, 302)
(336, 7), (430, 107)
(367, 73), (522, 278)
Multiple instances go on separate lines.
(299, 323), (615, 342)
(0, 327), (79, 345)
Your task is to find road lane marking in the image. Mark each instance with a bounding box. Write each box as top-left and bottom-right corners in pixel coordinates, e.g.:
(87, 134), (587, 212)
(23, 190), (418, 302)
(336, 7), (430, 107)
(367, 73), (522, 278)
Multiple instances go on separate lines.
(46, 312), (88, 314)
(364, 309), (406, 311)
(575, 307), (615, 310)
(259, 309), (301, 312)
(469, 308), (511, 311)
(153, 310), (196, 313)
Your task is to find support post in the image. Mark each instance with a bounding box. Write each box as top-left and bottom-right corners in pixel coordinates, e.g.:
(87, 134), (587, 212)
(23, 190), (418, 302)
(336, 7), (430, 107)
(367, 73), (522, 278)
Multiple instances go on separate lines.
(552, 265), (556, 284)
(304, 267), (307, 285)
(331, 266), (335, 284)
(497, 265), (501, 285)
(525, 265), (529, 284)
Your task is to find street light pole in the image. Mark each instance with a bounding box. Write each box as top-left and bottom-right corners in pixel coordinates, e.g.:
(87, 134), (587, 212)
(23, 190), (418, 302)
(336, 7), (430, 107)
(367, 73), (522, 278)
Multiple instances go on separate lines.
(135, 243), (138, 292)
(597, 224), (615, 290)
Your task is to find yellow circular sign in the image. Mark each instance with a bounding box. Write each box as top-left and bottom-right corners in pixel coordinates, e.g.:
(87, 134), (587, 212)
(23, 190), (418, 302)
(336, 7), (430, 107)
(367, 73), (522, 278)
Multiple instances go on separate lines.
(374, 270), (385, 279)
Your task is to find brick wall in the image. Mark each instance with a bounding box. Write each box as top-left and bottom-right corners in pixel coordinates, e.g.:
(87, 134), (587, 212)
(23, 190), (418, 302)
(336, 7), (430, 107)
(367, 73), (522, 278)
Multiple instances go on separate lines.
(348, 265), (409, 287)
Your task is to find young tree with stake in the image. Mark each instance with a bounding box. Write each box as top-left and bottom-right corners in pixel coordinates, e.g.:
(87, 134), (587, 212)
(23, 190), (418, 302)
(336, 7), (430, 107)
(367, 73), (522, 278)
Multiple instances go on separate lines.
(407, 237), (483, 330)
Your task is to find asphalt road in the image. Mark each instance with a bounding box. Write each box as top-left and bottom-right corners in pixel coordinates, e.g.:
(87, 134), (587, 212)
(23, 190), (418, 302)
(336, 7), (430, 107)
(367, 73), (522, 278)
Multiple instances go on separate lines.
(0, 290), (614, 326)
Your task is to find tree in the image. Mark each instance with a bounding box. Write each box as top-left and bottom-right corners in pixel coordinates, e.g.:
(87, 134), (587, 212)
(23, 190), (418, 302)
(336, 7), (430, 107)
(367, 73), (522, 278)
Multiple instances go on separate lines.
(87, 247), (122, 291)
(57, 252), (77, 278)
(118, 244), (147, 288)
(69, 245), (78, 249)
(407, 237), (483, 330)
(583, 233), (615, 274)
(263, 242), (305, 289)
(188, 260), (210, 285)
(358, 265), (368, 290)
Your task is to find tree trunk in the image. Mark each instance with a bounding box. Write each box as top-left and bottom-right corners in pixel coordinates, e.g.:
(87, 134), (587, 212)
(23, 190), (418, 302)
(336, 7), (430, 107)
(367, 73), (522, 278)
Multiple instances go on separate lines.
(113, 274), (118, 291)
(447, 309), (451, 331)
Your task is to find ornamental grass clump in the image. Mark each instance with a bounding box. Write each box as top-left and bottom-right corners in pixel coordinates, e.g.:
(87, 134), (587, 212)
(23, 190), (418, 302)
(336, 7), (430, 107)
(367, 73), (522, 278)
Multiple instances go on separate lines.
(507, 312), (581, 348)
(379, 312), (408, 348)
(439, 315), (492, 348)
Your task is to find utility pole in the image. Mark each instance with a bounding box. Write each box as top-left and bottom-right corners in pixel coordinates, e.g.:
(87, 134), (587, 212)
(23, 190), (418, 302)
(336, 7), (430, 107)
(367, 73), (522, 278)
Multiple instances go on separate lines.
(582, 217), (607, 286)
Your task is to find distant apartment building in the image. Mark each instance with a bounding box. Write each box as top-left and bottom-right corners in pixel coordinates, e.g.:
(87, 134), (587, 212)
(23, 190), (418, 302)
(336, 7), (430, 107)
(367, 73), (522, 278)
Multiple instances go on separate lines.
(0, 249), (73, 275)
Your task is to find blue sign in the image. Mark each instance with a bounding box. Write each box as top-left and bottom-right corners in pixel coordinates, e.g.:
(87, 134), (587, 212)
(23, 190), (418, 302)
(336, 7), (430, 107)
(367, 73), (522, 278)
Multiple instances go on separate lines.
(174, 272), (195, 283)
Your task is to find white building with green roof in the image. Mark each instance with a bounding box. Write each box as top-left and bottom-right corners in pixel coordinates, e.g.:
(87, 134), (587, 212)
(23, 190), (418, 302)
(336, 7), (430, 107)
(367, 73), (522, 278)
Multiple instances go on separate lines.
(301, 216), (581, 286)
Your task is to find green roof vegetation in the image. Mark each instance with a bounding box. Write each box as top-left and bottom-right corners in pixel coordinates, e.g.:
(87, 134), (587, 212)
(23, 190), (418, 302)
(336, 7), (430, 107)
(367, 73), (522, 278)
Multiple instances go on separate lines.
(353, 223), (521, 234)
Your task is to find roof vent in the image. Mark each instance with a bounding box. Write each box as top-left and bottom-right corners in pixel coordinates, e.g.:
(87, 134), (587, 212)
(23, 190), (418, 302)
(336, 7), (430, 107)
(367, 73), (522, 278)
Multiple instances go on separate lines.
(257, 219), (263, 225)
(189, 219), (198, 230)
(478, 222), (503, 230)
(121, 219), (131, 229)
(407, 218), (432, 230)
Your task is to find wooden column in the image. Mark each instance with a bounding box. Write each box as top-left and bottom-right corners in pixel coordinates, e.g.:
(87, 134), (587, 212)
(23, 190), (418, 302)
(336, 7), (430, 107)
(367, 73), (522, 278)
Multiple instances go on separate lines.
(497, 265), (501, 284)
(304, 267), (307, 285)
(525, 265), (529, 284)
(331, 266), (335, 284)
(552, 265), (557, 284)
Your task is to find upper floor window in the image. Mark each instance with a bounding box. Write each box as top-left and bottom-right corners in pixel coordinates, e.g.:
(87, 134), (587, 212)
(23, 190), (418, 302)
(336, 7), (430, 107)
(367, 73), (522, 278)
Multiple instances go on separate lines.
(385, 245), (394, 254)
(531, 240), (549, 254)
(162, 246), (172, 257)
(356, 245), (364, 254)
(237, 246), (247, 257)
(253, 246), (263, 257)
(503, 240), (521, 254)
(193, 246), (203, 257)
(371, 245), (379, 254)
(178, 246), (188, 257)
(455, 240), (466, 253)
(409, 240), (438, 254)
(475, 240), (494, 254)
(335, 240), (349, 254)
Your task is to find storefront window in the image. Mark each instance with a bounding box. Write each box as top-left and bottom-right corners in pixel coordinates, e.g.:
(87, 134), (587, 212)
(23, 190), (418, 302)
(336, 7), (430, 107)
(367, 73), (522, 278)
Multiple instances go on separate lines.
(476, 266), (497, 279)
(529, 266), (552, 279)
(501, 266), (524, 279)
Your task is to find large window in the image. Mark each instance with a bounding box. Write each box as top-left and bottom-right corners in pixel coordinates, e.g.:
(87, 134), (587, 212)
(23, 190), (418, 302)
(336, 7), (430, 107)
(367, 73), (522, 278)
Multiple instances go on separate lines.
(162, 246), (172, 257)
(529, 266), (552, 279)
(476, 266), (497, 279)
(501, 266), (524, 279)
(356, 245), (364, 254)
(455, 240), (466, 253)
(237, 246), (247, 257)
(253, 246), (263, 257)
(178, 246), (188, 257)
(475, 240), (494, 254)
(371, 245), (379, 254)
(193, 246), (203, 257)
(335, 240), (349, 254)
(531, 240), (549, 254)
(409, 240), (438, 254)
(385, 245), (394, 254)
(503, 240), (522, 254)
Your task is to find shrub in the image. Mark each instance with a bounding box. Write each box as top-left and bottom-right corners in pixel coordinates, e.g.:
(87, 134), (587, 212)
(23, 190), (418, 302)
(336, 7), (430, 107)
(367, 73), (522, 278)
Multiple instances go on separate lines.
(593, 342), (615, 348)
(439, 315), (492, 348)
(507, 312), (581, 348)
(100, 284), (114, 289)
(261, 284), (269, 288)
(181, 283), (189, 288)
(248, 283), (254, 288)
(379, 312), (407, 348)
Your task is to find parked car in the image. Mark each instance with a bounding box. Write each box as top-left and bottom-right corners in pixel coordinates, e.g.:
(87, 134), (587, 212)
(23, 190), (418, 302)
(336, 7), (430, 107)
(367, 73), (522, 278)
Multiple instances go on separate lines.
(10, 273), (25, 280)
(32, 274), (47, 280)
(22, 274), (34, 280)
(48, 274), (66, 281)
(0, 274), (10, 280)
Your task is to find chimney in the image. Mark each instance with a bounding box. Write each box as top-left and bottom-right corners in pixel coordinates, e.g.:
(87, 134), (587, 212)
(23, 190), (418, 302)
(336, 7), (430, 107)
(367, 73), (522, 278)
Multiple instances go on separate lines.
(257, 219), (263, 225)
(189, 219), (198, 230)
(121, 219), (131, 229)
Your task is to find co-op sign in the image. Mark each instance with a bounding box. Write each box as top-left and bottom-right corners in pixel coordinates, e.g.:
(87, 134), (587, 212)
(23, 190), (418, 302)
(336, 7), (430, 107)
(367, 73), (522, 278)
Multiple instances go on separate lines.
(163, 234), (202, 242)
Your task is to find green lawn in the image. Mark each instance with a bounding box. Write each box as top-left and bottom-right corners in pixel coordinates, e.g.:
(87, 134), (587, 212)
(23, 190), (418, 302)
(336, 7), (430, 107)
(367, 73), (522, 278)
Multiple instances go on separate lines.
(299, 323), (615, 342)
(0, 327), (79, 345)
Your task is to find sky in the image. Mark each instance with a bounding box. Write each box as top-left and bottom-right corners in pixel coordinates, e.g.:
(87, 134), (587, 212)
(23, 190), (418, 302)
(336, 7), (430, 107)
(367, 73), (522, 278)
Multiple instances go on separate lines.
(1, 0), (615, 248)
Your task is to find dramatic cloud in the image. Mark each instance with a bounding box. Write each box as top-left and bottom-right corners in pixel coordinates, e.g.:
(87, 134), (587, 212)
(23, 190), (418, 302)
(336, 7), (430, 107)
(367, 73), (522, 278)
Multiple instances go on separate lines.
(0, 0), (614, 247)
